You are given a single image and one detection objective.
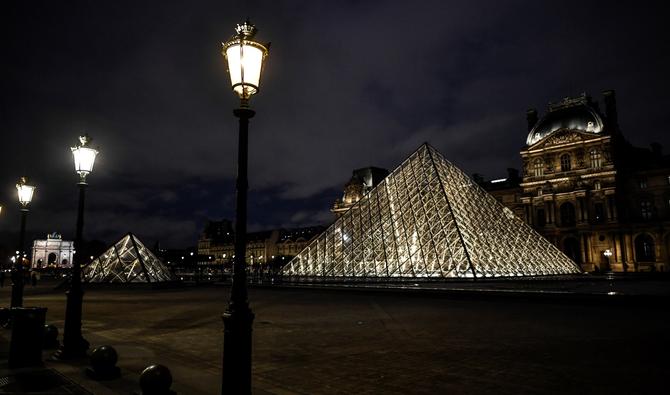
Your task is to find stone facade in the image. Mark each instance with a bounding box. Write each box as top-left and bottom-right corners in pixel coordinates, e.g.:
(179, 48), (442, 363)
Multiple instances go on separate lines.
(31, 232), (74, 269)
(197, 223), (323, 267)
(483, 91), (670, 272)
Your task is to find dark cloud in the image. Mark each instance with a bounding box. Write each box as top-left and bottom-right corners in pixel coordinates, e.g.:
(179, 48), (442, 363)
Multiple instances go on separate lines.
(1, 1), (669, 248)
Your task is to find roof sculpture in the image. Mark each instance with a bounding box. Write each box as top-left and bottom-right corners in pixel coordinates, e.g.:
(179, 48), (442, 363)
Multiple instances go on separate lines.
(83, 233), (174, 283)
(282, 144), (581, 279)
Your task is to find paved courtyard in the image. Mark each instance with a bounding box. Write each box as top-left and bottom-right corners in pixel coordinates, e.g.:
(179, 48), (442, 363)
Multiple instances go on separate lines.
(1, 280), (669, 394)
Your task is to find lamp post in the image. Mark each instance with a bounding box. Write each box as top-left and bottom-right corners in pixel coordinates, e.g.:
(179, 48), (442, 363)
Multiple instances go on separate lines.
(603, 249), (613, 272)
(11, 177), (35, 308)
(55, 134), (98, 359)
(220, 19), (269, 394)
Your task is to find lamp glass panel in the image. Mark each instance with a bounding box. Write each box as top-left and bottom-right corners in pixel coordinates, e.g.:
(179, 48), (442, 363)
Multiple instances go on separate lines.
(225, 42), (264, 97)
(17, 184), (35, 205)
(72, 146), (98, 174)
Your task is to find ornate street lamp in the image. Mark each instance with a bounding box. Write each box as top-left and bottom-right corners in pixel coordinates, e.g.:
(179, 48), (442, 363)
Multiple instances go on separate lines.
(54, 134), (98, 359)
(220, 19), (269, 394)
(11, 177), (35, 308)
(603, 249), (613, 272)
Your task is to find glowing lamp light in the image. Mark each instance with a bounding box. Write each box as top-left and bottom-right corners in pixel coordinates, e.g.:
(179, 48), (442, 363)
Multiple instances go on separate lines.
(16, 177), (36, 208)
(603, 249), (613, 258)
(71, 134), (99, 182)
(222, 20), (269, 101)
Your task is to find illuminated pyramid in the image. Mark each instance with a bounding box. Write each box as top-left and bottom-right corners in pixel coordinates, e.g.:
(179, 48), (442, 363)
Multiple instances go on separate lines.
(83, 233), (174, 283)
(282, 144), (581, 279)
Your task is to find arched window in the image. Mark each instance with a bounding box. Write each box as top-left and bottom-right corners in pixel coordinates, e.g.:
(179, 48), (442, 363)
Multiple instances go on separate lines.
(533, 159), (544, 177)
(560, 154), (571, 172)
(634, 234), (655, 262)
(559, 202), (576, 227)
(590, 149), (602, 168)
(563, 237), (581, 264)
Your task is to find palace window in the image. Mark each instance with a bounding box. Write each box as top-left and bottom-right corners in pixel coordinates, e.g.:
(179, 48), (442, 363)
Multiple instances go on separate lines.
(533, 159), (544, 177)
(559, 202), (576, 227)
(560, 154), (571, 172)
(594, 181), (601, 190)
(640, 200), (653, 220)
(590, 149), (602, 168)
(634, 234), (655, 262)
(594, 203), (605, 223)
(639, 177), (648, 189)
(536, 208), (546, 227)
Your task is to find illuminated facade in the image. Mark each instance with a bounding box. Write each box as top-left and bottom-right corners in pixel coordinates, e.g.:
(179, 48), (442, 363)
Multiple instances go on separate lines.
(282, 144), (580, 279)
(83, 233), (174, 283)
(484, 91), (670, 272)
(197, 226), (322, 267)
(332, 167), (389, 217)
(276, 227), (325, 257)
(197, 219), (235, 263)
(31, 232), (74, 269)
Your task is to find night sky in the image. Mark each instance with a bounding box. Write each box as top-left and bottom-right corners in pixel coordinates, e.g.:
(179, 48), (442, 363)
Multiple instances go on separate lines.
(1, 1), (669, 249)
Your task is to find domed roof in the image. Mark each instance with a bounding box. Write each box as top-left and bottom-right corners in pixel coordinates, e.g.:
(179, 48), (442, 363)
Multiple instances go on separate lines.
(526, 97), (604, 146)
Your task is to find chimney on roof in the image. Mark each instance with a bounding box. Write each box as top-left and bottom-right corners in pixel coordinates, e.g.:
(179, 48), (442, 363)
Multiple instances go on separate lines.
(602, 90), (619, 131)
(526, 108), (538, 132)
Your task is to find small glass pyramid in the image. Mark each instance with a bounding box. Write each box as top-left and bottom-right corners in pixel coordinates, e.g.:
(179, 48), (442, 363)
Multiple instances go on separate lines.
(282, 144), (581, 279)
(83, 233), (174, 283)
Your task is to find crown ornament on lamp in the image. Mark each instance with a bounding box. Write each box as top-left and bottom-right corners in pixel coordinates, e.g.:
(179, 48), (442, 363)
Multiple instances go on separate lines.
(235, 20), (258, 38)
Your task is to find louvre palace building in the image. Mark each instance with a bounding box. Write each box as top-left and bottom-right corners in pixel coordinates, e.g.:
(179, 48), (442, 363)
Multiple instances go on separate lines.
(483, 91), (670, 273)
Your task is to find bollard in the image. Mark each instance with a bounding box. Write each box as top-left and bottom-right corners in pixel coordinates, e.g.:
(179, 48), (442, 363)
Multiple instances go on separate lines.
(86, 345), (121, 380)
(43, 324), (60, 349)
(139, 364), (175, 395)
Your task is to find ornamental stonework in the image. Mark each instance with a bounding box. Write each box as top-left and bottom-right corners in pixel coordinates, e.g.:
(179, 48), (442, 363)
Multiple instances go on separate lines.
(544, 130), (583, 146)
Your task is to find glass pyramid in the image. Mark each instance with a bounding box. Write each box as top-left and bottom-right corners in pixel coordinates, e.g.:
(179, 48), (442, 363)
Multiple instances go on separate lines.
(83, 233), (174, 283)
(282, 144), (581, 279)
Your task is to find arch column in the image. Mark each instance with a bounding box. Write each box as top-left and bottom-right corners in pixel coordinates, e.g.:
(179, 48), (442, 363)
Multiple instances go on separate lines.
(580, 234), (588, 268)
(624, 233), (634, 269)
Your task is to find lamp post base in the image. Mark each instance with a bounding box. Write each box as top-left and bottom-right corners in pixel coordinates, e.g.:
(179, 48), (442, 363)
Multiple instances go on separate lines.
(222, 305), (254, 394)
(51, 337), (90, 360)
(52, 289), (89, 360)
(9, 275), (24, 309)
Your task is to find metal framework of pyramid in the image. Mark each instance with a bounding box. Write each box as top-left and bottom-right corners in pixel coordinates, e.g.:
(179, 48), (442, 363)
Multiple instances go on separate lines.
(282, 144), (581, 279)
(83, 233), (174, 283)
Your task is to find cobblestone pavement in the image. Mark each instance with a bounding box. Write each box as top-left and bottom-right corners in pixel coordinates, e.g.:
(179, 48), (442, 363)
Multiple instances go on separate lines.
(1, 281), (668, 394)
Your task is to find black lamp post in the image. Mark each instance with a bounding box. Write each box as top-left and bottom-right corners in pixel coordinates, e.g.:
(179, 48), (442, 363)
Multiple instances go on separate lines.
(603, 249), (613, 272)
(220, 20), (269, 394)
(10, 177), (35, 308)
(54, 134), (98, 359)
